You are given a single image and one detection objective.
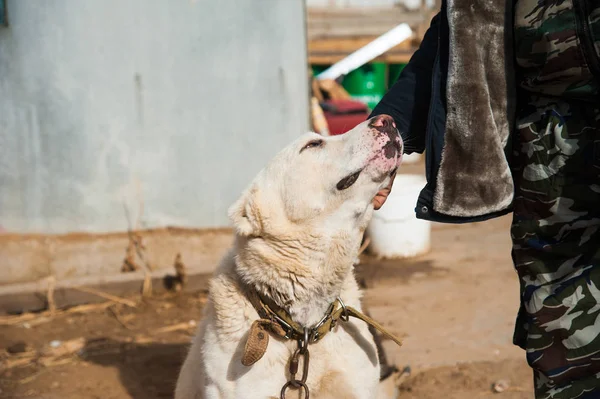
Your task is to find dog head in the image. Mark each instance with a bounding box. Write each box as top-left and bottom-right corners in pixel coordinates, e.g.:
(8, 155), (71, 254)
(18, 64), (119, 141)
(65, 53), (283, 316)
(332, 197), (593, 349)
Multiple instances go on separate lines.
(229, 114), (403, 239)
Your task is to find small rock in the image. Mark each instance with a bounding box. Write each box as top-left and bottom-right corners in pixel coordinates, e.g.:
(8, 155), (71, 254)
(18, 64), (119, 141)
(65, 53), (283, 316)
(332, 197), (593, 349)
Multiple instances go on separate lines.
(492, 379), (510, 393)
(6, 342), (28, 354)
(49, 340), (62, 348)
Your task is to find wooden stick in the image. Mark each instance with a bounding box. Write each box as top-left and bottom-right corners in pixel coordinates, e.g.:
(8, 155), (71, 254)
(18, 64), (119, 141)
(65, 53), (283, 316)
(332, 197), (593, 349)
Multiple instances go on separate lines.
(0, 301), (116, 326)
(152, 321), (196, 335)
(18, 369), (47, 384)
(2, 355), (37, 370)
(65, 301), (115, 314)
(46, 276), (56, 316)
(108, 305), (134, 331)
(71, 286), (137, 308)
(0, 313), (39, 326)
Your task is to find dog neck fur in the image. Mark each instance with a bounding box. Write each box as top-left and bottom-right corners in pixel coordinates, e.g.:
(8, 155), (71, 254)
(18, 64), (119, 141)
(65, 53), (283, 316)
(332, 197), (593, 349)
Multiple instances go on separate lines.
(233, 229), (361, 327)
(229, 183), (365, 327)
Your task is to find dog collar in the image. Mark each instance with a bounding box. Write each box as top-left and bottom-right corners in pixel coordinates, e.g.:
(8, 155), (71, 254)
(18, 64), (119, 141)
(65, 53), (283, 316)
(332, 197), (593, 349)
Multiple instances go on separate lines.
(241, 287), (403, 367)
(241, 286), (404, 399)
(247, 290), (340, 343)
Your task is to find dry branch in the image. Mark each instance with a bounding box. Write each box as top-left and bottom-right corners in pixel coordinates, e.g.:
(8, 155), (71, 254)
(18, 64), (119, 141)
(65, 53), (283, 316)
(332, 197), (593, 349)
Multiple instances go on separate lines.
(71, 286), (137, 308)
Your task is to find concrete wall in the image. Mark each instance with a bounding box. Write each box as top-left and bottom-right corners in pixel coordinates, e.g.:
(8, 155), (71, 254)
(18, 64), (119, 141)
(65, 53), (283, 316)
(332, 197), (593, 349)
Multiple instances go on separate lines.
(0, 0), (309, 234)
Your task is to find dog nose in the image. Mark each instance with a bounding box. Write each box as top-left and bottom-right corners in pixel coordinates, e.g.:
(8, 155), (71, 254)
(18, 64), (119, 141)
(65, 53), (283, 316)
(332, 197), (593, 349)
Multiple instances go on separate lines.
(369, 114), (396, 131)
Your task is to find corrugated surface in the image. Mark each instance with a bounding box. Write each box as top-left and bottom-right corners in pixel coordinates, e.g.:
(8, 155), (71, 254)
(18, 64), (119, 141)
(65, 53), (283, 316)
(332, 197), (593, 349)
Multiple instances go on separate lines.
(0, 0), (309, 234)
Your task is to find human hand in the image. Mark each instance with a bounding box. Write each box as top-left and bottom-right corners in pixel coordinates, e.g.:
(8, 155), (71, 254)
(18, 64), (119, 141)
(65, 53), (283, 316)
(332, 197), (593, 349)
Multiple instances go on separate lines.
(373, 175), (395, 210)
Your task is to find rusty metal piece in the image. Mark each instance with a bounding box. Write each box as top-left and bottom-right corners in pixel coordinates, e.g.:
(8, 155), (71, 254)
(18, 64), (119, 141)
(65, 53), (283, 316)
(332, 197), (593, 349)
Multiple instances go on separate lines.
(289, 352), (299, 376)
(336, 296), (350, 322)
(281, 337), (311, 398)
(280, 380), (309, 399)
(288, 348), (310, 385)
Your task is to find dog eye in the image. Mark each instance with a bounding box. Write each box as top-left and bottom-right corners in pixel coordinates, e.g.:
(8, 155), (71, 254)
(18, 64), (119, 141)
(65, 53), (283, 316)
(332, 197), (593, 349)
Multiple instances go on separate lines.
(300, 139), (323, 153)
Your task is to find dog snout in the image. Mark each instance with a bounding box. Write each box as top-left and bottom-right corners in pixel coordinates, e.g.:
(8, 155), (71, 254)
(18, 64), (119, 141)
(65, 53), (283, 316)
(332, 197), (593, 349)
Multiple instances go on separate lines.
(368, 114), (401, 145)
(369, 114), (396, 132)
(366, 114), (403, 163)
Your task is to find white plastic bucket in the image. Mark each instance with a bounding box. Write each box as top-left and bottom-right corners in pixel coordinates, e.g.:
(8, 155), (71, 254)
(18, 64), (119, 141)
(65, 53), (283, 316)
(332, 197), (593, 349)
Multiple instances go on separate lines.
(367, 174), (431, 258)
(401, 152), (423, 165)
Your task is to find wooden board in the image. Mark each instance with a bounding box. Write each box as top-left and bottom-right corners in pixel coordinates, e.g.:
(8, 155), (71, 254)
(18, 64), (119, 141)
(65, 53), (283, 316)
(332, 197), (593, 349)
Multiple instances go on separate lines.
(309, 36), (414, 53)
(307, 7), (432, 65)
(310, 51), (415, 65)
(307, 7), (426, 40)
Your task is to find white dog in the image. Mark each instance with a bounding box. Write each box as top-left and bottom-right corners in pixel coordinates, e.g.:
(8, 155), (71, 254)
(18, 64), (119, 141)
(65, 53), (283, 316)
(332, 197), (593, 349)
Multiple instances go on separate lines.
(175, 115), (403, 399)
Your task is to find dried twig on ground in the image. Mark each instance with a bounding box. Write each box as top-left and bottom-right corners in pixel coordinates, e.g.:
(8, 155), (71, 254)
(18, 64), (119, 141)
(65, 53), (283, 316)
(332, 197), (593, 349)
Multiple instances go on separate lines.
(66, 301), (116, 314)
(1, 354), (37, 370)
(141, 271), (153, 297)
(152, 321), (196, 335)
(0, 313), (39, 326)
(18, 369), (47, 384)
(46, 276), (56, 316)
(1, 338), (86, 373)
(0, 299), (117, 327)
(108, 305), (135, 330)
(71, 286), (137, 308)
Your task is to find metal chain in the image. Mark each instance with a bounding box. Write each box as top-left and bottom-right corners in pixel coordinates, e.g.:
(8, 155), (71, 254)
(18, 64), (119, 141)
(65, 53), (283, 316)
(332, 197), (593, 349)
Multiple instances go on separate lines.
(280, 329), (311, 399)
(279, 299), (356, 398)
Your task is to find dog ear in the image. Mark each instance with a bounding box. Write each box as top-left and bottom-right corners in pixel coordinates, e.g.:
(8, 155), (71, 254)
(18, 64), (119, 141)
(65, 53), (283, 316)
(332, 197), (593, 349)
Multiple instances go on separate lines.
(228, 189), (262, 237)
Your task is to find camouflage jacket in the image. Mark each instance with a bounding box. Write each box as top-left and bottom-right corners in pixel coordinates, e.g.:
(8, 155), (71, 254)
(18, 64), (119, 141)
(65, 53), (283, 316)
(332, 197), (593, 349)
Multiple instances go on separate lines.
(371, 0), (600, 224)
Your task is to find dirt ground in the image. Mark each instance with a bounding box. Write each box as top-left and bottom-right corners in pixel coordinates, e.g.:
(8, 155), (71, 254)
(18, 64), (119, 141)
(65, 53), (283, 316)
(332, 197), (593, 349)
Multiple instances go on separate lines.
(0, 215), (534, 398)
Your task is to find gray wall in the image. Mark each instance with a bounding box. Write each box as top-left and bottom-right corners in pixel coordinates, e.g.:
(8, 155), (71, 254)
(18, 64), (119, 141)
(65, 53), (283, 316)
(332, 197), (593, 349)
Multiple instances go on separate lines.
(0, 0), (309, 234)
(306, 0), (434, 9)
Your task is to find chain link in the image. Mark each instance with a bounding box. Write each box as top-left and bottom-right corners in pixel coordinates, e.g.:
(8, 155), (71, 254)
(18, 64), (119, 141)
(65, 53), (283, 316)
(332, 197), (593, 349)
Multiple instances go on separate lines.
(280, 329), (311, 399)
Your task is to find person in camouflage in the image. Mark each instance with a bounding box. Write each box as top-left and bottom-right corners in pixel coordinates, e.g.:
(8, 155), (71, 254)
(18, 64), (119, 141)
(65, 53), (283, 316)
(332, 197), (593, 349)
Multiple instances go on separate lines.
(511, 1), (600, 397)
(369, 0), (600, 397)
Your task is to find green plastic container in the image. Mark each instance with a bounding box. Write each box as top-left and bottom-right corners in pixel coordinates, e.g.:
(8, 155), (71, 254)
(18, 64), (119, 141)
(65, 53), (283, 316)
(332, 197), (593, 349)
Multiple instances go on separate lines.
(341, 63), (387, 111)
(312, 65), (330, 77)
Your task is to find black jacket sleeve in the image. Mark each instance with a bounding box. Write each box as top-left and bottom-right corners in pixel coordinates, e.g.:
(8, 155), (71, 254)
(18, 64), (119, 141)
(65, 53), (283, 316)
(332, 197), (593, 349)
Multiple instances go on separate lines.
(369, 12), (441, 154)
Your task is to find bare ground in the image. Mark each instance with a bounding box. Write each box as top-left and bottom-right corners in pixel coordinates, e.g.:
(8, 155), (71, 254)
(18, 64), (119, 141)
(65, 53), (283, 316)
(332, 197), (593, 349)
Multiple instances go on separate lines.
(0, 215), (534, 398)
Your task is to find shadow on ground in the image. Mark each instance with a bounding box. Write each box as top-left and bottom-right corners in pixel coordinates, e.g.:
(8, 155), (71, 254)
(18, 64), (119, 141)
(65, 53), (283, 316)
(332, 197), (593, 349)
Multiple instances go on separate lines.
(356, 257), (448, 288)
(83, 338), (188, 399)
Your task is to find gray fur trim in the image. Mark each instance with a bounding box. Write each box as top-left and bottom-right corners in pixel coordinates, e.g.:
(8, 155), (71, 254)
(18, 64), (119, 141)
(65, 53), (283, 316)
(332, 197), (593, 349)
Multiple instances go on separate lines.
(434, 0), (515, 217)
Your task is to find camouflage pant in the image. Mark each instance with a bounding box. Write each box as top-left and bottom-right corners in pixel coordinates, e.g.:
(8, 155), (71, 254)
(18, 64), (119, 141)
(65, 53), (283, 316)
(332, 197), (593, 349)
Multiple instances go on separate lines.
(511, 94), (600, 399)
(513, 0), (600, 397)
